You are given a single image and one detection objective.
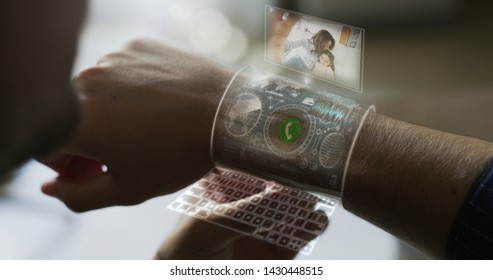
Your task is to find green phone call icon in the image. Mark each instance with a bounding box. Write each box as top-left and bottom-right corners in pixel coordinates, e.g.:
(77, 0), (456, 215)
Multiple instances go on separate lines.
(278, 117), (302, 145)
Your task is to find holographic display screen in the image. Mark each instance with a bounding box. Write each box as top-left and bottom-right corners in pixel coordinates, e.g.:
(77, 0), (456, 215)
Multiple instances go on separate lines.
(265, 5), (365, 93)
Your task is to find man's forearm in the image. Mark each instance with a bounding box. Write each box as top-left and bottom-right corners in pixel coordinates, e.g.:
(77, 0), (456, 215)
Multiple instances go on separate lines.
(344, 111), (493, 258)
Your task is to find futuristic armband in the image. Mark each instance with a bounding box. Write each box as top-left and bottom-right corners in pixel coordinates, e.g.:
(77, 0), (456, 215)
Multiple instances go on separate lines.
(211, 67), (374, 197)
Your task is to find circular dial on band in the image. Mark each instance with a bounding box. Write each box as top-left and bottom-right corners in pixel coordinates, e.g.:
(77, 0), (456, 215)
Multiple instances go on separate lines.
(319, 132), (345, 168)
(225, 93), (263, 137)
(264, 105), (315, 157)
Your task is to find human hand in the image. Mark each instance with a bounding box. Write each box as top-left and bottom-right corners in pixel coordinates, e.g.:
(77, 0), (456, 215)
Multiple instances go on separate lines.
(155, 190), (329, 260)
(40, 38), (234, 212)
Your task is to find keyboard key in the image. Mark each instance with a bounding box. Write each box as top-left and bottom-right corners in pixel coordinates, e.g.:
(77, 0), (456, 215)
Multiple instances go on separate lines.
(288, 206), (298, 215)
(198, 200), (208, 207)
(250, 196), (261, 203)
(189, 187), (204, 196)
(293, 229), (317, 240)
(267, 233), (280, 243)
(220, 178), (229, 184)
(298, 209), (308, 218)
(215, 205), (226, 213)
(262, 220), (274, 229)
(211, 194), (221, 202)
(243, 214), (254, 222)
(290, 189), (300, 196)
(234, 211), (245, 219)
(181, 194), (200, 205)
(169, 202), (181, 210)
(237, 202), (247, 209)
(294, 218), (305, 227)
(288, 244), (301, 251)
(211, 176), (221, 182)
(308, 212), (318, 221)
(274, 213), (285, 221)
(279, 236), (290, 246)
(254, 230), (269, 239)
(298, 200), (308, 207)
(255, 207), (266, 215)
(247, 178), (256, 184)
(304, 221), (325, 233)
(241, 193), (252, 199)
(253, 217), (263, 225)
(179, 204), (190, 212)
(186, 206), (198, 215)
(219, 197), (229, 203)
(272, 224), (283, 232)
(284, 215), (294, 224)
(196, 210), (209, 219)
(282, 226), (294, 235)
(253, 187), (264, 193)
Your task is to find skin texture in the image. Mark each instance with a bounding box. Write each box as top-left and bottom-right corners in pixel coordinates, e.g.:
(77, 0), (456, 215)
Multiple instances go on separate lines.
(344, 112), (493, 258)
(41, 38), (234, 212)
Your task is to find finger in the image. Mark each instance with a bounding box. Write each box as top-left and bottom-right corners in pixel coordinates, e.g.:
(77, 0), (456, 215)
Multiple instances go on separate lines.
(40, 154), (104, 179)
(41, 174), (123, 212)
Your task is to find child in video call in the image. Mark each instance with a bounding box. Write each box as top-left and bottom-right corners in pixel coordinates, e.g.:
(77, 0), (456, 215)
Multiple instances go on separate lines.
(311, 49), (335, 80)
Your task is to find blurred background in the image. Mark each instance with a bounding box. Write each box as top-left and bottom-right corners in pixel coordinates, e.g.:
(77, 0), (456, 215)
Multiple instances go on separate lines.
(1, 0), (492, 259)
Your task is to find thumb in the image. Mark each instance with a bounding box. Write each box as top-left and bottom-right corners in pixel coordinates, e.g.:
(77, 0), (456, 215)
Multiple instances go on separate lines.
(41, 174), (122, 212)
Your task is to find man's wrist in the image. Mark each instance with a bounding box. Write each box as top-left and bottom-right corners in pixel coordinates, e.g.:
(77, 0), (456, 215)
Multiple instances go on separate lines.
(344, 111), (493, 257)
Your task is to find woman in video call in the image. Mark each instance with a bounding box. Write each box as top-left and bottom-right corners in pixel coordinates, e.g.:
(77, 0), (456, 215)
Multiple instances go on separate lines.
(267, 11), (336, 75)
(283, 29), (336, 73)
